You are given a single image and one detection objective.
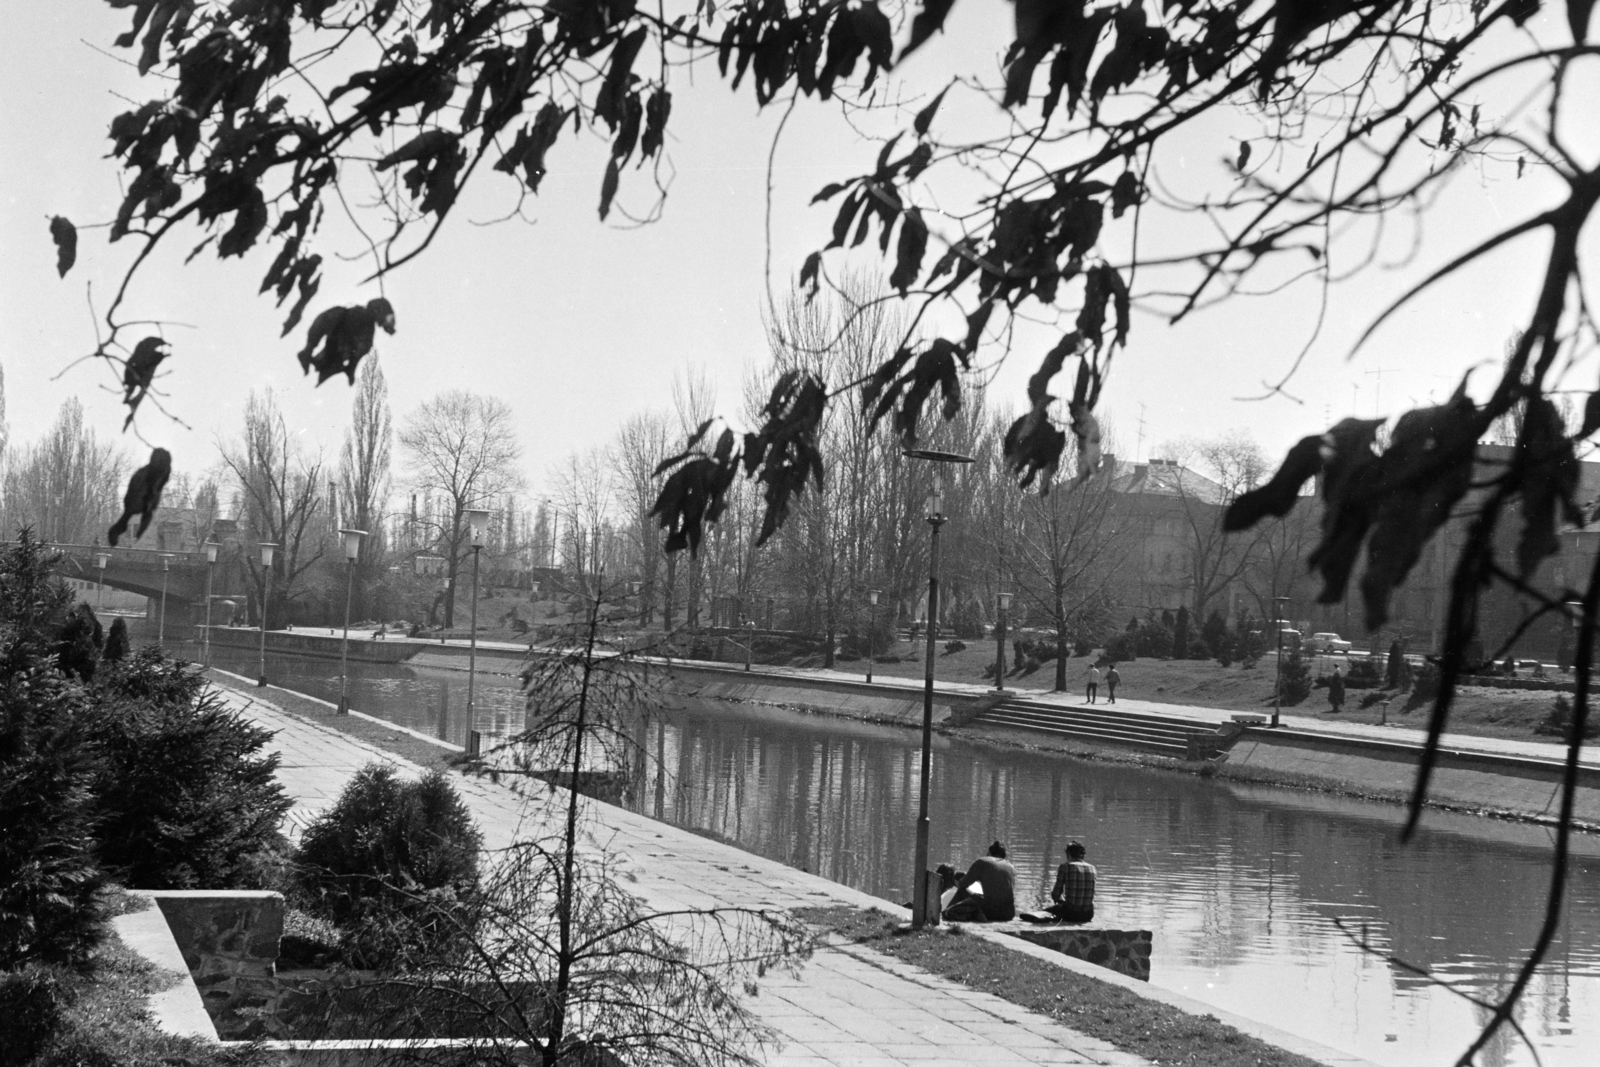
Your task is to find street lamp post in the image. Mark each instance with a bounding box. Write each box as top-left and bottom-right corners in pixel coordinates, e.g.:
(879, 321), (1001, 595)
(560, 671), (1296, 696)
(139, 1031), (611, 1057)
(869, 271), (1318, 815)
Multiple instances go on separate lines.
(202, 541), (218, 667)
(464, 509), (491, 758)
(95, 551), (110, 613)
(631, 580), (645, 626)
(866, 588), (881, 684)
(1272, 595), (1290, 727)
(904, 448), (975, 929)
(337, 528), (367, 715)
(745, 618), (756, 673)
(995, 591), (1013, 692)
(158, 555), (173, 648)
(257, 542), (278, 687)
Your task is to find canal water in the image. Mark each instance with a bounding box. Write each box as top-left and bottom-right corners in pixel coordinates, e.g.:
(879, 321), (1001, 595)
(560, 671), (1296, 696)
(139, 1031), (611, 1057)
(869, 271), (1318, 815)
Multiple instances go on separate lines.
(199, 643), (1600, 1067)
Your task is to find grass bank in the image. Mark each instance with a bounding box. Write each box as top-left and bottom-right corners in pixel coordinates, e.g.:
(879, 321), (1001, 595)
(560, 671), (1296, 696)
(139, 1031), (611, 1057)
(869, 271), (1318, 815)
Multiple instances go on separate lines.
(796, 905), (1324, 1067)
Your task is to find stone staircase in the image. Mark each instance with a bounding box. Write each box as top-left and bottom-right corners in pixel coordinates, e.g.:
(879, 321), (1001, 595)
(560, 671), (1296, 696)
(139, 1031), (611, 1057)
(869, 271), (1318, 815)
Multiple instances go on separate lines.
(974, 698), (1239, 760)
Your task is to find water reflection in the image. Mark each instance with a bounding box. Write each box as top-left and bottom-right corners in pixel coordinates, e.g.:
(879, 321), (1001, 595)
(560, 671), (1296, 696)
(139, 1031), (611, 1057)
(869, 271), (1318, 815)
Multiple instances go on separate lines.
(200, 645), (1600, 1067)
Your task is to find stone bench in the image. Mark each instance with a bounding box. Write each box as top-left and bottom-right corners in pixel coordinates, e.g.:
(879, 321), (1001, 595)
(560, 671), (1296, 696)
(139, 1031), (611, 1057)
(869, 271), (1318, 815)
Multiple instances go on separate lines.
(951, 919), (1152, 981)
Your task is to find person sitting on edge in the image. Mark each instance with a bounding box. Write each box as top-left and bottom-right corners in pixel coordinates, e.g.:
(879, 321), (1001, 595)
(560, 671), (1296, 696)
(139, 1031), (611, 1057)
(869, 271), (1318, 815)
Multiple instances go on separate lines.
(1047, 841), (1096, 923)
(942, 841), (1018, 923)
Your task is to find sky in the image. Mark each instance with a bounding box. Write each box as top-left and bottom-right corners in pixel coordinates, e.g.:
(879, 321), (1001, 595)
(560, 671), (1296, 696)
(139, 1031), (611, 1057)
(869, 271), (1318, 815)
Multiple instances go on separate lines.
(1, 3), (1592, 503)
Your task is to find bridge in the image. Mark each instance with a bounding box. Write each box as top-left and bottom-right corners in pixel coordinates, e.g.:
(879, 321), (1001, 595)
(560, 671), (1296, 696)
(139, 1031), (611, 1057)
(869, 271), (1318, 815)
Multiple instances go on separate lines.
(20, 542), (221, 624)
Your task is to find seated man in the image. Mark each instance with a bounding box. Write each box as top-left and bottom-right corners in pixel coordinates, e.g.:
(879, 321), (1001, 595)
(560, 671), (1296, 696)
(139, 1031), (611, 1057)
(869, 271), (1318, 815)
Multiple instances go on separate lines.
(942, 841), (1017, 923)
(1046, 841), (1096, 923)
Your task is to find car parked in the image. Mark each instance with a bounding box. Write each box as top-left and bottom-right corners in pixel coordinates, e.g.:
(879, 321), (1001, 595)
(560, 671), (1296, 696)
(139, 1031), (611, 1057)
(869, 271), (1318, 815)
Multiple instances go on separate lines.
(1304, 632), (1353, 654)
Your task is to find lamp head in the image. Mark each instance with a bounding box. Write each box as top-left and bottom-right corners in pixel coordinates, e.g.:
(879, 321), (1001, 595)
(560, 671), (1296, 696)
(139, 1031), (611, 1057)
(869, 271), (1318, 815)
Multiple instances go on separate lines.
(95, 551), (110, 569)
(465, 508), (491, 548)
(998, 591), (1013, 612)
(203, 541), (218, 564)
(868, 588), (880, 606)
(161, 554), (172, 571)
(340, 527), (367, 563)
(259, 541), (279, 568)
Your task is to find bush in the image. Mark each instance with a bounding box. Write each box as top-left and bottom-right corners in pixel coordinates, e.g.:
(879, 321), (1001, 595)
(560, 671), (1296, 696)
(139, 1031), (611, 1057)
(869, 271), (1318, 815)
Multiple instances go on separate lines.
(1407, 662), (1441, 710)
(0, 965), (73, 1064)
(950, 599), (985, 640)
(1535, 695), (1600, 742)
(294, 765), (483, 969)
(1134, 619), (1173, 659)
(1104, 631), (1138, 663)
(1345, 657), (1382, 689)
(100, 619), (129, 664)
(85, 651), (292, 890)
(943, 639), (967, 655)
(1279, 647), (1312, 705)
(1172, 606), (1191, 659)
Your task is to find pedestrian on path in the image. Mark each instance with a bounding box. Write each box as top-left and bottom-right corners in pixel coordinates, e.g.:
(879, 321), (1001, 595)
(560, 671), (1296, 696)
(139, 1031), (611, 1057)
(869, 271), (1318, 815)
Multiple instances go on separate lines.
(1327, 666), (1346, 714)
(1105, 663), (1120, 704)
(1085, 663), (1100, 704)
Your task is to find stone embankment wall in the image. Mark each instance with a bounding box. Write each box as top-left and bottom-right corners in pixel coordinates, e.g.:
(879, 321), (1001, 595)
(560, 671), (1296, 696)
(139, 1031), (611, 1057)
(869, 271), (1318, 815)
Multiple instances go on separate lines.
(1228, 728), (1600, 824)
(138, 889), (284, 1038)
(1003, 925), (1153, 981)
(661, 662), (993, 729)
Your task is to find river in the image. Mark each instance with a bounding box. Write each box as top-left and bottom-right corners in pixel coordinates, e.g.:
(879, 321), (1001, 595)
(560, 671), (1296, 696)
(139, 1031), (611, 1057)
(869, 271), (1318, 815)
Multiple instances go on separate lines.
(198, 642), (1600, 1067)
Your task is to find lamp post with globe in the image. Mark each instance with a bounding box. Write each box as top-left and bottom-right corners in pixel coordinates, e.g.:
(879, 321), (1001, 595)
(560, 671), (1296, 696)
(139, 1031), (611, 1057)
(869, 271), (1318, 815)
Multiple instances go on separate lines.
(464, 509), (491, 757)
(256, 542), (278, 687)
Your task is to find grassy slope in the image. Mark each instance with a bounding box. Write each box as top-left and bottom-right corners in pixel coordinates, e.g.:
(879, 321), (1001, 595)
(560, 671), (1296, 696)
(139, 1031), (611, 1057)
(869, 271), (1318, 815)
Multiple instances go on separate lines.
(797, 906), (1324, 1067)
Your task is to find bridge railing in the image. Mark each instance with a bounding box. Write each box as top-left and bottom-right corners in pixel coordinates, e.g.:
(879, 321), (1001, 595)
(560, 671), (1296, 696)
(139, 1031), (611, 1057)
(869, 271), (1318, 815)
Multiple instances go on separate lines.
(7, 541), (211, 567)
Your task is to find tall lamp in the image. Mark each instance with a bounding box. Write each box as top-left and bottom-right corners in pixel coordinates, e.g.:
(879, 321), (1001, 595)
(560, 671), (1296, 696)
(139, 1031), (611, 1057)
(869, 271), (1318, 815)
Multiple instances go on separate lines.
(866, 588), (881, 684)
(464, 509), (491, 757)
(202, 541), (218, 667)
(256, 542), (279, 687)
(995, 591), (1013, 692)
(1272, 595), (1290, 728)
(157, 555), (173, 647)
(95, 550), (110, 612)
(903, 447), (975, 928)
(337, 528), (367, 715)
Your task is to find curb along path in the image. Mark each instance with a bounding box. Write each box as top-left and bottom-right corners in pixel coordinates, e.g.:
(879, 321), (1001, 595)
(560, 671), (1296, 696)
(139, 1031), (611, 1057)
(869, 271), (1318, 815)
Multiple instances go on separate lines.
(215, 682), (1153, 1067)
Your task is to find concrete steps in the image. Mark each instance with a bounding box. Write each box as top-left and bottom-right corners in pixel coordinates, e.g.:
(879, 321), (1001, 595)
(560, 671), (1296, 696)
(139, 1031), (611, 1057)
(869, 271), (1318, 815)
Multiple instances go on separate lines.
(977, 699), (1231, 758)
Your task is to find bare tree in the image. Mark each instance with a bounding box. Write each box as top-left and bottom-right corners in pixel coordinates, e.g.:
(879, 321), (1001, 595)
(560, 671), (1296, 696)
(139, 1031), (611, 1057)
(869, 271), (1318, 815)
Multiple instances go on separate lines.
(1, 399), (125, 545)
(553, 447), (616, 593)
(1166, 433), (1270, 621)
(398, 391), (524, 628)
(220, 391), (324, 622)
(612, 412), (672, 625)
(340, 355), (392, 618)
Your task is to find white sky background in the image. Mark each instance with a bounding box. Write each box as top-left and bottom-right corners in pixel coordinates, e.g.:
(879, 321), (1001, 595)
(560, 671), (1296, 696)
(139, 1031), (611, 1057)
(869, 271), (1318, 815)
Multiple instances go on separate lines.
(0, 3), (1592, 500)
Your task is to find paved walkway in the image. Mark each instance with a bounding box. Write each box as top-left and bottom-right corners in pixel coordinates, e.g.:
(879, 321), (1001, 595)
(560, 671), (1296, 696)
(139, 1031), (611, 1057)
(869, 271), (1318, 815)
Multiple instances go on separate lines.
(216, 683), (1153, 1067)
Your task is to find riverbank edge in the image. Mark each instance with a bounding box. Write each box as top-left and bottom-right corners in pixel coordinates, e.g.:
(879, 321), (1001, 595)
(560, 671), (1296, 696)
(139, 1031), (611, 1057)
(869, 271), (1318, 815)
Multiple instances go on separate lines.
(650, 661), (1600, 833)
(208, 628), (1600, 832)
(206, 674), (1381, 1067)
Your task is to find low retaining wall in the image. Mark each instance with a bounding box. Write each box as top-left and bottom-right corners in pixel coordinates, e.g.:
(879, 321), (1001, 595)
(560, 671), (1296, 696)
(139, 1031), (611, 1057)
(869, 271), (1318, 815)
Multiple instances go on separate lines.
(137, 889), (285, 1038)
(1001, 924), (1153, 981)
(204, 627), (425, 664)
(661, 661), (988, 728)
(1228, 728), (1600, 823)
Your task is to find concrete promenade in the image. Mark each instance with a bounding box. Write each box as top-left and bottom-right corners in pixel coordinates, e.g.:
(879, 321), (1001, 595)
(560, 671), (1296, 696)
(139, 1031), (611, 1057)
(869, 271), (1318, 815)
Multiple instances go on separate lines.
(215, 683), (1155, 1067)
(209, 679), (1385, 1067)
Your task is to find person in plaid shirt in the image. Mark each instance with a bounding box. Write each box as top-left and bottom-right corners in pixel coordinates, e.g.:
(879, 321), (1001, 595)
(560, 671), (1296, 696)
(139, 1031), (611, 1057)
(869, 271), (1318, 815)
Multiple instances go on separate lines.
(1047, 841), (1096, 923)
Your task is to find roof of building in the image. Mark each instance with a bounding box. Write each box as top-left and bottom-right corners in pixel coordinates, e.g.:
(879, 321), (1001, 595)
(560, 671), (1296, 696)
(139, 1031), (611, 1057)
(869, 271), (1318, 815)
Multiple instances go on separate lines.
(1105, 457), (1230, 506)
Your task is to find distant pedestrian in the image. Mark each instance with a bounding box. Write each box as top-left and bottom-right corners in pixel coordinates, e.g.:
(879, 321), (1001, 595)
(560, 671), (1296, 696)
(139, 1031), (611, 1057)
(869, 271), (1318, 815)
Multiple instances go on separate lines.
(1105, 663), (1120, 704)
(1327, 666), (1346, 714)
(1085, 664), (1100, 704)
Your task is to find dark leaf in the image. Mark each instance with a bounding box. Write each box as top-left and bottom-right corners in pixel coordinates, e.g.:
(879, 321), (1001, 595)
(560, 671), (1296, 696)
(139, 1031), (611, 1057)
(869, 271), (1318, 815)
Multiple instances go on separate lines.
(1225, 434), (1324, 531)
(902, 0), (957, 61)
(296, 298), (396, 386)
(1236, 139), (1252, 172)
(851, 3), (894, 70)
(1516, 397), (1581, 576)
(811, 181), (850, 205)
(120, 336), (172, 431)
(108, 448), (172, 547)
(799, 251), (823, 300)
(913, 85), (950, 137)
(1579, 391), (1600, 439)
(1570, 0), (1594, 42)
(49, 216), (77, 277)
(890, 207), (928, 293)
(1110, 171), (1142, 219)
(598, 157), (621, 220)
(641, 88), (672, 159)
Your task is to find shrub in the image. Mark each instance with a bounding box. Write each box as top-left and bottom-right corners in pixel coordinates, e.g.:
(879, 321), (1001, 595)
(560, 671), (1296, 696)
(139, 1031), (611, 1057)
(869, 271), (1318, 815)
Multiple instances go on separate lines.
(950, 599), (985, 640)
(0, 965), (73, 1064)
(1072, 637), (1093, 657)
(294, 765), (482, 969)
(1535, 695), (1600, 742)
(1172, 606), (1191, 659)
(1407, 662), (1441, 710)
(1104, 631), (1138, 663)
(100, 619), (129, 664)
(1345, 657), (1382, 689)
(1278, 647), (1312, 705)
(54, 605), (102, 682)
(1134, 619), (1173, 659)
(943, 639), (967, 655)
(85, 652), (292, 889)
